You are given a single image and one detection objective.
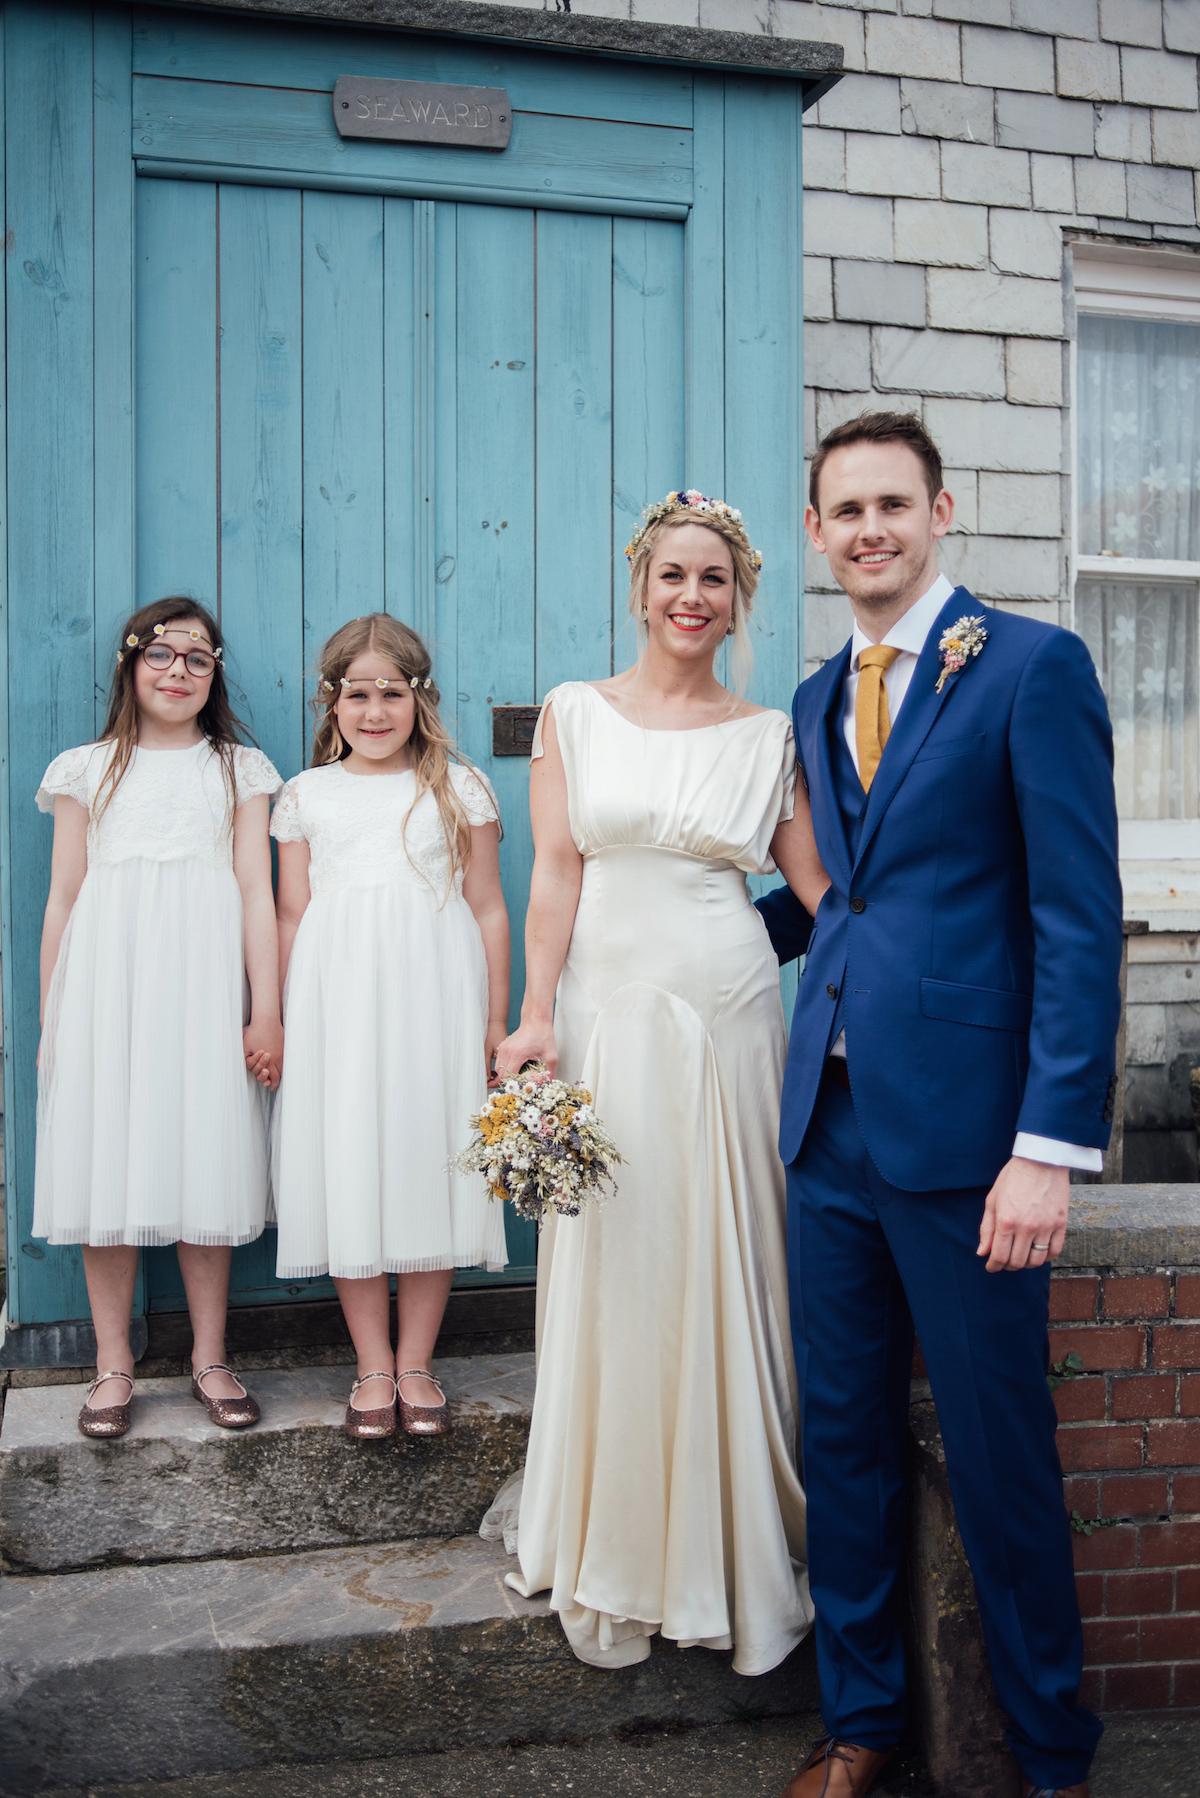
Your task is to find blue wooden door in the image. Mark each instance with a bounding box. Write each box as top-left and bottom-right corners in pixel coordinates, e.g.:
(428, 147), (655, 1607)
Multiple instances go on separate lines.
(2, 4), (807, 1338)
(132, 180), (685, 1310)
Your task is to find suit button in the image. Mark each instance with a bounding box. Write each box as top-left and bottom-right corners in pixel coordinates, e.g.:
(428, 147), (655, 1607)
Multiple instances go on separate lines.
(1103, 1107), (1114, 1123)
(849, 897), (866, 914)
(827, 983), (838, 999)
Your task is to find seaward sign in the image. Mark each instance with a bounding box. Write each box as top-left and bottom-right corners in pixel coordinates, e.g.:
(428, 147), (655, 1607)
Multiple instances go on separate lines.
(333, 75), (512, 151)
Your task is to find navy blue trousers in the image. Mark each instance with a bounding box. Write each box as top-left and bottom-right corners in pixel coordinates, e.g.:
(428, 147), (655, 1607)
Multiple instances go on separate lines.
(787, 1080), (1102, 1790)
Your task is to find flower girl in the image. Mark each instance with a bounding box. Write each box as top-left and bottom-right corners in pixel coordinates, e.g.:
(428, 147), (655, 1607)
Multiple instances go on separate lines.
(35, 598), (283, 1439)
(271, 614), (510, 1439)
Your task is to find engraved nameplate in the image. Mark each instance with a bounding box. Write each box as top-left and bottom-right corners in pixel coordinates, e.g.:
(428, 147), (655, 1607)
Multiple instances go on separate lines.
(334, 76), (512, 151)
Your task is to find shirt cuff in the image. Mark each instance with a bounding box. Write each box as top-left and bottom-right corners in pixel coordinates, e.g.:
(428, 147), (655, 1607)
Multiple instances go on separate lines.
(1013, 1132), (1104, 1173)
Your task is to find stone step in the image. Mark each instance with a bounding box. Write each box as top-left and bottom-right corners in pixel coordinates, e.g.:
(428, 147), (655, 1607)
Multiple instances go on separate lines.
(0, 1354), (532, 1573)
(0, 1532), (819, 1796)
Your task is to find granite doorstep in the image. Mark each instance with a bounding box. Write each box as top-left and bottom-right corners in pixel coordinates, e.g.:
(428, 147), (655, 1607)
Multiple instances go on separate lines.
(0, 1355), (534, 1574)
(0, 1534), (820, 1794)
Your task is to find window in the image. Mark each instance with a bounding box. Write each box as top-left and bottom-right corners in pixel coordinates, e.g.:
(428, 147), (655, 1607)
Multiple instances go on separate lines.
(1073, 247), (1200, 861)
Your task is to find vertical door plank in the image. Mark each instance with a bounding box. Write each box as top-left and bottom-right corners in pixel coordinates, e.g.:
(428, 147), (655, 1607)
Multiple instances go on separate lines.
(534, 211), (614, 697)
(612, 216), (686, 674)
(431, 201), (458, 712)
(301, 189), (385, 674)
(93, 8), (136, 722)
(135, 178), (218, 608)
(382, 196), (417, 625)
(218, 184), (304, 781)
(4, 4), (98, 1325)
(685, 73), (725, 500)
(452, 202), (537, 1283)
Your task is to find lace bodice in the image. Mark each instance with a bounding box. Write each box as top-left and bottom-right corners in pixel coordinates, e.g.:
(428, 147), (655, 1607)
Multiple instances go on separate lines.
(534, 682), (795, 874)
(37, 740), (281, 870)
(270, 760), (498, 896)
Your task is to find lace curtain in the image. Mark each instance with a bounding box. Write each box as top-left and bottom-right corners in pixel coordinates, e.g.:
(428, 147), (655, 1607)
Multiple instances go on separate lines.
(1076, 314), (1200, 818)
(1076, 580), (1198, 819)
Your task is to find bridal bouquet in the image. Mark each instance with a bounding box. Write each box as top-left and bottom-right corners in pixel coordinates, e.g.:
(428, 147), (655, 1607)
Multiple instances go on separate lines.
(452, 1062), (622, 1224)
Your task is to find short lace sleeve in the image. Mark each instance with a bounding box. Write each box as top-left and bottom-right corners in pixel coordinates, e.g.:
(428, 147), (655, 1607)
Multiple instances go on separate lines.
(454, 762), (500, 828)
(235, 746), (283, 804)
(36, 744), (94, 814)
(778, 724), (798, 825)
(270, 778), (307, 844)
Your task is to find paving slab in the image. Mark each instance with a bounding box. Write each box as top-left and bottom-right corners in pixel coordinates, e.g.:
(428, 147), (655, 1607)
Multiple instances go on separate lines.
(0, 1354), (533, 1572)
(0, 1533), (819, 1795)
(31, 1711), (1200, 1798)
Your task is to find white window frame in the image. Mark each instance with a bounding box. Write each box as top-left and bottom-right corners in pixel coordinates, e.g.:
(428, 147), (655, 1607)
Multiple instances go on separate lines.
(1072, 245), (1200, 864)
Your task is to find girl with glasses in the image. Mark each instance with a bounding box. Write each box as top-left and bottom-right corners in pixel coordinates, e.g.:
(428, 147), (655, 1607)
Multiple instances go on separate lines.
(34, 597), (283, 1439)
(270, 614), (510, 1439)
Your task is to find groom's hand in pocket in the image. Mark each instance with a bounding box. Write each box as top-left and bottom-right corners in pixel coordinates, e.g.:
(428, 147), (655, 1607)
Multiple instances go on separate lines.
(977, 1157), (1069, 1272)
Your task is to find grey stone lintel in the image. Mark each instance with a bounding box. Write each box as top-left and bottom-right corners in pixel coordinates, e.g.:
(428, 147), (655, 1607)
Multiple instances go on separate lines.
(161, 0), (844, 101)
(1061, 1183), (1200, 1268)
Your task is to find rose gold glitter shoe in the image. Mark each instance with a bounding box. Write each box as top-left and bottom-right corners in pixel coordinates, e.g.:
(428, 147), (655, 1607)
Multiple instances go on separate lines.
(191, 1363), (261, 1429)
(78, 1371), (134, 1439)
(397, 1368), (451, 1436)
(345, 1371), (398, 1440)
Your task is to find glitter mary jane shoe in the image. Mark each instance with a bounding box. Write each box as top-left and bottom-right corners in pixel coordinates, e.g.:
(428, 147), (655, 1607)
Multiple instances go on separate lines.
(78, 1370), (135, 1439)
(191, 1363), (261, 1429)
(397, 1368), (451, 1436)
(345, 1371), (398, 1440)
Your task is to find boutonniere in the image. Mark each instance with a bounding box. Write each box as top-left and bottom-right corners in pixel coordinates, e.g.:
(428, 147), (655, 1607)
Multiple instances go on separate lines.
(935, 615), (988, 694)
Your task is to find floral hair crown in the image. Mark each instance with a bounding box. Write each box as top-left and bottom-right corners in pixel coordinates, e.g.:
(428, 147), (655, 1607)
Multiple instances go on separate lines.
(624, 489), (763, 571)
(117, 621), (223, 665)
(319, 674), (432, 693)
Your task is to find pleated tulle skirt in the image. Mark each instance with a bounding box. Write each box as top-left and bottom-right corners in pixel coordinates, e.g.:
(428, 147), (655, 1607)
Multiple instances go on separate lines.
(270, 879), (507, 1280)
(34, 858), (269, 1248)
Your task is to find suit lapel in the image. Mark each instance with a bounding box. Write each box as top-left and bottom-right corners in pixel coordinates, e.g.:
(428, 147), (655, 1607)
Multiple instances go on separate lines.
(854, 589), (979, 872)
(801, 639), (853, 889)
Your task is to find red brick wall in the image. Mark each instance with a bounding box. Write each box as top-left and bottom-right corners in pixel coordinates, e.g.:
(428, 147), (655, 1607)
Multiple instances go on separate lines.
(1050, 1268), (1200, 1710)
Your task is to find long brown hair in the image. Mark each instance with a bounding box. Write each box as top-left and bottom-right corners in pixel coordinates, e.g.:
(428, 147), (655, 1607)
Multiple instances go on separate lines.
(94, 598), (249, 821)
(310, 614), (484, 890)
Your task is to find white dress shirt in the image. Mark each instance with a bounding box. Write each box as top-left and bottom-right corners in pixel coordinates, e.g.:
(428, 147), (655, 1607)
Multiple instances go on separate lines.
(829, 571), (1102, 1175)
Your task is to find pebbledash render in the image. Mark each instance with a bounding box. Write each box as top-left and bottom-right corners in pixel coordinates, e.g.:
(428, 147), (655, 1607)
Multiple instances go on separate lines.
(505, 0), (1200, 1184)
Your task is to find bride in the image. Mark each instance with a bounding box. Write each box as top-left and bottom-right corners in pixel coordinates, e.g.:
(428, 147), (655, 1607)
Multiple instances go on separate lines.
(492, 491), (830, 1675)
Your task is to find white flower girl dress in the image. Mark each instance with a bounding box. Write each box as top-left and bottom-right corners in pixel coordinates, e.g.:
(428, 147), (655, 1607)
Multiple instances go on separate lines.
(34, 740), (282, 1247)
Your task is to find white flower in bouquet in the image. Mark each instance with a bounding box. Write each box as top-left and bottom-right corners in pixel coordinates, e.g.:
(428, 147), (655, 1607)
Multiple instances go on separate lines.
(450, 1061), (623, 1224)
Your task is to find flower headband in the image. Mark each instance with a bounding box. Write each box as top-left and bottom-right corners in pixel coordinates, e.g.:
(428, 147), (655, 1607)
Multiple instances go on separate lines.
(624, 489), (763, 571)
(117, 621), (223, 665)
(319, 674), (432, 692)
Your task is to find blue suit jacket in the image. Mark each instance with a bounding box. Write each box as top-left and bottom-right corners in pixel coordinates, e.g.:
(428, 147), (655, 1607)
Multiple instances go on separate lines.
(758, 587), (1124, 1190)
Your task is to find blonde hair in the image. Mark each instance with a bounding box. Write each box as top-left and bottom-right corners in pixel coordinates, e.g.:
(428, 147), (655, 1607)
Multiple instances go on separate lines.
(627, 511), (759, 693)
(310, 614), (484, 891)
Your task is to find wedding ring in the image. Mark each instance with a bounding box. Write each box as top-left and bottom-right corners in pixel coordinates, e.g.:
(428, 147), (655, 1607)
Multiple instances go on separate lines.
(1032, 1243), (1049, 1251)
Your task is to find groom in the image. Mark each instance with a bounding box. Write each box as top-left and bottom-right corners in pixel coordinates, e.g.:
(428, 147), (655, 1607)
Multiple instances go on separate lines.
(758, 412), (1123, 1798)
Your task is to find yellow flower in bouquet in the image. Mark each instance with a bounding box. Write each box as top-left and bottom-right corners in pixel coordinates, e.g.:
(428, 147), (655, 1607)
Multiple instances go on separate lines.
(451, 1062), (623, 1224)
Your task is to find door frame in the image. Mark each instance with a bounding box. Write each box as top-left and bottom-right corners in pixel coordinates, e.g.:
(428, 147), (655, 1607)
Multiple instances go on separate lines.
(0, 0), (831, 1359)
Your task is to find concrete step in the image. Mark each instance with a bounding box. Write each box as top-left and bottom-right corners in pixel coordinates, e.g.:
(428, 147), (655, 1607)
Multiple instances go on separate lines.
(0, 1354), (532, 1573)
(0, 1532), (819, 1795)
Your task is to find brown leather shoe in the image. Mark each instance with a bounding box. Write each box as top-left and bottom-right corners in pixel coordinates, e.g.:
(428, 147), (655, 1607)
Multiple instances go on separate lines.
(780, 1735), (895, 1798)
(1021, 1783), (1089, 1797)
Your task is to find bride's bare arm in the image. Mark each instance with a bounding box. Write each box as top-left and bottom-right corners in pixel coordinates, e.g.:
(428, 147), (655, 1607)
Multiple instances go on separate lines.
(493, 702), (583, 1078)
(769, 775), (831, 918)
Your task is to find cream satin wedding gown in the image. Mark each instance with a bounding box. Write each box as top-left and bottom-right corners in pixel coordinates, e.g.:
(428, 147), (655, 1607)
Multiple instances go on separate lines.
(503, 680), (813, 1676)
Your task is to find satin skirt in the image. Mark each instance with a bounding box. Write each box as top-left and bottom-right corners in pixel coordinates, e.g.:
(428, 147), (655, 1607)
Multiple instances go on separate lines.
(507, 845), (813, 1676)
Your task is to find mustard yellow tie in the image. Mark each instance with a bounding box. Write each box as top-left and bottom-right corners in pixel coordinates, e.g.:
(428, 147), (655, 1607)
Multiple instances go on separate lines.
(855, 645), (902, 792)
